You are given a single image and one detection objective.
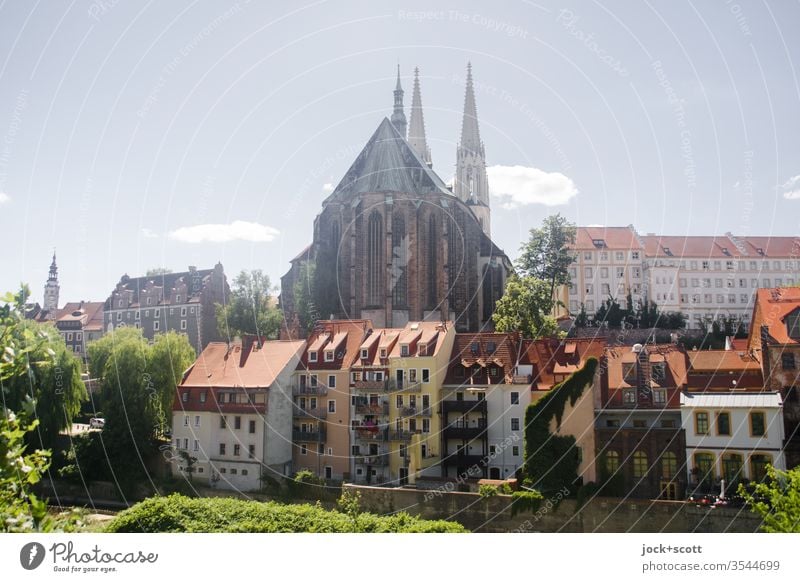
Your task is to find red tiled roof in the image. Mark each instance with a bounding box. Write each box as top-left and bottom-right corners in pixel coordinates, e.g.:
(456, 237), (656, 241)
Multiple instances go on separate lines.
(182, 339), (304, 388)
(572, 226), (642, 251)
(642, 235), (739, 258)
(299, 320), (372, 369)
(751, 287), (800, 346)
(444, 332), (520, 384)
(739, 236), (800, 257)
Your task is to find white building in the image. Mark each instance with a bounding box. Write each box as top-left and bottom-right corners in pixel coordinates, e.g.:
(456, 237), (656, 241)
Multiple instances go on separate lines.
(171, 337), (305, 491)
(681, 392), (785, 492)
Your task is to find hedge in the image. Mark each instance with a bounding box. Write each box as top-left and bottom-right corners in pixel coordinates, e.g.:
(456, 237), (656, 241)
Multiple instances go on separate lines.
(105, 494), (468, 533)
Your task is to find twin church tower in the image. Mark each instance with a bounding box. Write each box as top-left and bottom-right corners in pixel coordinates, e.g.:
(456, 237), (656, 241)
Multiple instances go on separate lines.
(390, 64), (491, 236)
(281, 64), (509, 333)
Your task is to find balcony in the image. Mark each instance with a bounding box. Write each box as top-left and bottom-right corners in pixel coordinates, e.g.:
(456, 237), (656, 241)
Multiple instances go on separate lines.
(292, 428), (326, 442)
(293, 407), (327, 419)
(441, 452), (486, 467)
(354, 455), (389, 467)
(355, 402), (389, 416)
(389, 430), (414, 441)
(398, 406), (433, 418)
(354, 427), (389, 441)
(292, 383), (328, 396)
(443, 425), (488, 440)
(441, 400), (488, 414)
(392, 381), (422, 394)
(353, 380), (389, 392)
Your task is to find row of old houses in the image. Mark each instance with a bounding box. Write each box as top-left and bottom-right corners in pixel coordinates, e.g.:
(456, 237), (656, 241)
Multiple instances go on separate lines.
(170, 286), (800, 497)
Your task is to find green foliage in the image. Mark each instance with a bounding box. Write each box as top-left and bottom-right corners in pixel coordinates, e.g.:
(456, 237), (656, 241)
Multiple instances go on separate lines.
(216, 270), (283, 340)
(523, 358), (598, 495)
(499, 482), (513, 495)
(492, 276), (560, 339)
(681, 316), (747, 351)
(1, 317), (87, 451)
(738, 465), (800, 533)
(573, 303), (589, 327)
(336, 489), (362, 532)
(58, 431), (109, 483)
(105, 494), (468, 533)
(147, 331), (195, 434)
(293, 261), (318, 336)
(517, 213), (577, 301)
(510, 490), (544, 516)
(593, 296), (628, 328)
(293, 469), (323, 485)
(479, 484), (499, 498)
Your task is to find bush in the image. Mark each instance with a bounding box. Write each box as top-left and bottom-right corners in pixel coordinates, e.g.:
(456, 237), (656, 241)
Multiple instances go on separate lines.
(105, 494), (469, 533)
(479, 484), (499, 498)
(510, 490), (544, 516)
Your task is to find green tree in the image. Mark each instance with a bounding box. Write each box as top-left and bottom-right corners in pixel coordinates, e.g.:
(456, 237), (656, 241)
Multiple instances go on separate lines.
(739, 465), (800, 532)
(147, 331), (195, 434)
(573, 303), (589, 328)
(492, 276), (560, 339)
(216, 270), (282, 340)
(294, 261), (318, 335)
(517, 214), (577, 302)
(593, 296), (628, 328)
(2, 311), (86, 451)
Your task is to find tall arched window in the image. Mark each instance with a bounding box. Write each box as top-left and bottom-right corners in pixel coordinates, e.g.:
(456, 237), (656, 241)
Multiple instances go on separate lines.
(661, 452), (677, 479)
(447, 217), (459, 304)
(427, 214), (437, 307)
(604, 450), (620, 476)
(392, 215), (407, 307)
(367, 212), (383, 305)
(632, 450), (649, 478)
(722, 453), (743, 485)
(330, 220), (341, 254)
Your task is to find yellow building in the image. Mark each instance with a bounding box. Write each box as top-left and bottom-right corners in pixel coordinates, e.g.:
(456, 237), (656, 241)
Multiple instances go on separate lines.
(386, 321), (455, 485)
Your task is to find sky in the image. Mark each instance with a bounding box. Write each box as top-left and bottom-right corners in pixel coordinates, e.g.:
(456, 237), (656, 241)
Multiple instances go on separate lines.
(0, 0), (798, 305)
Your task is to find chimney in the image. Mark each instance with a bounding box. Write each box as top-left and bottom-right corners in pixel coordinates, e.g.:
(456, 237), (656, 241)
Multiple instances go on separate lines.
(724, 336), (733, 351)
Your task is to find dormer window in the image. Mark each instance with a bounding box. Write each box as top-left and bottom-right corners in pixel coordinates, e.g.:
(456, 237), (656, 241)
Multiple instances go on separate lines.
(652, 363), (666, 382)
(146, 297), (152, 305)
(622, 363), (636, 383)
(361, 349), (369, 360)
(309, 351), (318, 363)
(757, 248), (765, 256)
(324, 350), (334, 362)
(175, 294), (181, 303)
(788, 311), (800, 339)
(400, 344), (409, 357)
(486, 341), (497, 354)
(380, 348), (387, 359)
(470, 342), (479, 356)
(418, 343), (427, 356)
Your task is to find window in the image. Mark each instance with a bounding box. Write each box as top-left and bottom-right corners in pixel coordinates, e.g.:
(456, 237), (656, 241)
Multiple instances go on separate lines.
(180, 320), (187, 330)
(605, 419), (620, 428)
(309, 351), (318, 363)
(153, 320), (160, 331)
(750, 412), (766, 437)
(623, 389), (636, 405)
(249, 420), (256, 434)
(233, 444), (240, 456)
(632, 451), (648, 478)
(622, 363), (636, 384)
(750, 454), (771, 482)
(324, 350), (334, 362)
(67, 332), (73, 341)
(400, 344), (409, 357)
(219, 443), (226, 455)
(716, 412), (731, 436)
(722, 453), (744, 485)
(615, 251), (624, 260)
(234, 416), (241, 430)
(782, 353), (796, 370)
(422, 418), (430, 433)
(584, 251), (592, 260)
(695, 411), (709, 435)
(194, 415), (200, 427)
(220, 468), (226, 474)
(694, 452), (715, 483)
(199, 391), (206, 403)
(510, 392), (519, 405)
(301, 444), (307, 455)
(633, 419), (647, 428)
(248, 444), (256, 458)
(155, 309), (160, 317)
(181, 391), (188, 403)
(512, 446), (519, 457)
(192, 439), (199, 452)
(584, 267), (593, 279)
(396, 395), (403, 408)
(230, 468), (237, 475)
(219, 415), (226, 428)
(421, 368), (430, 383)
(653, 389), (666, 405)
(183, 415), (188, 426)
(600, 267), (609, 278)
(661, 452), (677, 479)
(511, 418), (520, 431)
(328, 400), (336, 413)
(604, 451), (620, 475)
(328, 375), (336, 388)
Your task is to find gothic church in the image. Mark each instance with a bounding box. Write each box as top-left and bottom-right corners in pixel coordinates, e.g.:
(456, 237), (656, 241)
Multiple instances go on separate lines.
(281, 65), (511, 333)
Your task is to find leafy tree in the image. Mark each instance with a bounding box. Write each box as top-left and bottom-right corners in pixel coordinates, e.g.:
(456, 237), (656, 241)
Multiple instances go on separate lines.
(147, 331), (195, 434)
(517, 214), (577, 302)
(739, 465), (800, 532)
(492, 276), (560, 339)
(216, 270), (282, 340)
(636, 298), (660, 328)
(1, 297), (86, 450)
(594, 296), (627, 328)
(573, 303), (589, 328)
(87, 327), (143, 384)
(294, 261), (318, 336)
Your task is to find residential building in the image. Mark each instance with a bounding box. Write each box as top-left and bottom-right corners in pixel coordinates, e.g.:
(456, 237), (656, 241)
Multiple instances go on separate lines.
(280, 65), (511, 334)
(386, 321), (455, 485)
(595, 344), (687, 499)
(681, 349), (784, 495)
(104, 263), (229, 353)
(53, 301), (105, 358)
(292, 320), (372, 481)
(171, 336), (305, 491)
(748, 287), (800, 468)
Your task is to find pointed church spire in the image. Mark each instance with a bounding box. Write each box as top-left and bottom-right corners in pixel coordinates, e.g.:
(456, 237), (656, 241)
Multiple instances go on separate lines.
(459, 62), (482, 154)
(455, 63), (491, 237)
(48, 250), (58, 281)
(407, 67), (432, 168)
(390, 64), (407, 138)
(43, 249), (59, 316)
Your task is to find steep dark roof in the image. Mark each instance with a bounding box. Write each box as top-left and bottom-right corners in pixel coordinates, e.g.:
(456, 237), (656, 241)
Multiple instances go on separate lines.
(324, 118), (452, 201)
(106, 269), (213, 308)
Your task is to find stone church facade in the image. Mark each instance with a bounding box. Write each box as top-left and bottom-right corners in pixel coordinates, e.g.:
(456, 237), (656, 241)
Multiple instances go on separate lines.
(281, 65), (512, 334)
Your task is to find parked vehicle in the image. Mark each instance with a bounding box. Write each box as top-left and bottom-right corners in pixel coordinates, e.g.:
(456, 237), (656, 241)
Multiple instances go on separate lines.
(89, 417), (105, 429)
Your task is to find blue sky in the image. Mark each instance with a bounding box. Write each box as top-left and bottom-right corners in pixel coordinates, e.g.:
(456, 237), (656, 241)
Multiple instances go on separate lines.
(1, 0), (798, 304)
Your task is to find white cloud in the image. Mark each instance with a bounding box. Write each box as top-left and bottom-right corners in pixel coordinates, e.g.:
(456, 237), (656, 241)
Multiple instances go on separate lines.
(782, 175), (800, 200)
(322, 183), (334, 195)
(487, 165), (578, 209)
(0, 192), (10, 205)
(168, 221), (279, 244)
(140, 227), (159, 238)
